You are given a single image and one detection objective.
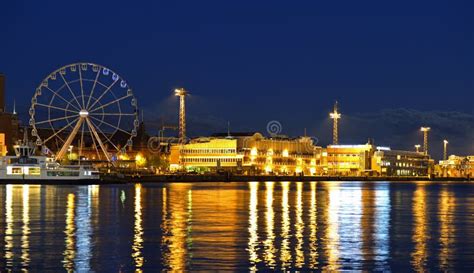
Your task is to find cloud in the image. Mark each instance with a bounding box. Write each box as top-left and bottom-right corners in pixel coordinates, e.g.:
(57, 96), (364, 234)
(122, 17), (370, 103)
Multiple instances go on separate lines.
(343, 109), (474, 159)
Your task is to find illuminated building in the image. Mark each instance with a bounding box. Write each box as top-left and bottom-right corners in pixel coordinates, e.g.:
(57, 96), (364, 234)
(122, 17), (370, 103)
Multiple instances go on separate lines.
(169, 138), (242, 172)
(372, 148), (431, 177)
(324, 142), (431, 177)
(437, 155), (474, 177)
(238, 133), (322, 175)
(324, 144), (374, 175)
(0, 133), (7, 156)
(169, 132), (323, 174)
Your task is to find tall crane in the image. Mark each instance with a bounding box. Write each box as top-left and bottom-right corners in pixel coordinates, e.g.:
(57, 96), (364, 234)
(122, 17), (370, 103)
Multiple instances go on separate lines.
(330, 101), (341, 145)
(420, 127), (431, 156)
(175, 88), (188, 146)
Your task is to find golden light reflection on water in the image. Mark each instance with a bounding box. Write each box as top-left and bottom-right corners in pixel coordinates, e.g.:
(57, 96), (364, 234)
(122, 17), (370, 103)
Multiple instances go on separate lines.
(325, 183), (340, 271)
(132, 184), (144, 272)
(0, 182), (471, 271)
(263, 182), (276, 268)
(411, 184), (428, 270)
(248, 182), (260, 271)
(21, 185), (30, 269)
(439, 187), (455, 270)
(295, 182), (305, 268)
(280, 182), (291, 269)
(162, 184), (190, 271)
(63, 193), (76, 272)
(186, 189), (193, 255)
(4, 184), (14, 268)
(309, 181), (318, 268)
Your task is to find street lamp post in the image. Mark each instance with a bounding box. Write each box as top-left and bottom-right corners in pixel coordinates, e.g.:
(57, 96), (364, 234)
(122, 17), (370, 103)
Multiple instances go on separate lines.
(420, 127), (431, 156)
(68, 145), (73, 161)
(443, 140), (448, 161)
(415, 144), (421, 153)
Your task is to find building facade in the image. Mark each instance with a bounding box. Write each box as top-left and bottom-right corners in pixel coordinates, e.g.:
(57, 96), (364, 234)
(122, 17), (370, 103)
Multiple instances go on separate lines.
(324, 144), (374, 176)
(372, 148), (431, 177)
(437, 155), (474, 178)
(323, 144), (432, 177)
(237, 133), (322, 175)
(0, 133), (7, 156)
(169, 138), (242, 172)
(169, 132), (323, 175)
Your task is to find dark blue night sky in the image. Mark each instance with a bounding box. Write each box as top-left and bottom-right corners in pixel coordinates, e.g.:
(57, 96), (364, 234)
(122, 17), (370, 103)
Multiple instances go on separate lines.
(1, 0), (473, 158)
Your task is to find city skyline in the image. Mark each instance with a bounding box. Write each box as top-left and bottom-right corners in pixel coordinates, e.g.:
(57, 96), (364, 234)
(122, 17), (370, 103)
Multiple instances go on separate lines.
(1, 0), (472, 159)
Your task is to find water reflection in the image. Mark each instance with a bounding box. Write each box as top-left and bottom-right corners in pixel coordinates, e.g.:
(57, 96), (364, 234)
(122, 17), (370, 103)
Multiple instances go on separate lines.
(439, 187), (455, 270)
(75, 187), (93, 271)
(412, 184), (428, 270)
(309, 182), (318, 268)
(263, 182), (276, 268)
(21, 185), (30, 269)
(63, 193), (76, 272)
(280, 181), (290, 269)
(325, 183), (340, 271)
(248, 182), (259, 271)
(339, 183), (363, 267)
(132, 184), (144, 271)
(162, 184), (191, 271)
(295, 182), (304, 268)
(374, 184), (390, 269)
(0, 182), (471, 271)
(4, 184), (14, 268)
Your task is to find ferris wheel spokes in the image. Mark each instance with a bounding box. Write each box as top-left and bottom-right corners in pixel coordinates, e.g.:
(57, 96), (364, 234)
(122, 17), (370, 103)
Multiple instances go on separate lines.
(79, 122), (85, 160)
(59, 72), (82, 109)
(85, 67), (102, 109)
(55, 117), (85, 160)
(35, 114), (78, 125)
(85, 118), (111, 162)
(87, 79), (119, 111)
(43, 117), (80, 143)
(78, 67), (86, 107)
(43, 86), (81, 112)
(86, 120), (102, 160)
(89, 118), (121, 151)
(89, 112), (136, 116)
(89, 115), (132, 135)
(89, 94), (132, 113)
(35, 103), (79, 114)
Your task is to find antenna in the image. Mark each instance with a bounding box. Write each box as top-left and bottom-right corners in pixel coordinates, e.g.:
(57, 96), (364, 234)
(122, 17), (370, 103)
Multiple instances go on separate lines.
(227, 121), (231, 137)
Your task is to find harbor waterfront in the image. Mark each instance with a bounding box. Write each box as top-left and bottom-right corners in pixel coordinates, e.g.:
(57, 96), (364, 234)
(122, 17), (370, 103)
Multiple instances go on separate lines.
(2, 1), (472, 271)
(0, 67), (472, 180)
(0, 181), (473, 271)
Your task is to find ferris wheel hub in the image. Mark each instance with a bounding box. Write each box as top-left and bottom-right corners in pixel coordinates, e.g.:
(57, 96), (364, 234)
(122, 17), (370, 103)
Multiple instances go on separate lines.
(79, 110), (89, 117)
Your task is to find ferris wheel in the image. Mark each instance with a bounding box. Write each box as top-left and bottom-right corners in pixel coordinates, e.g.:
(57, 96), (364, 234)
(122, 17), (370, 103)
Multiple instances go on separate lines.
(29, 62), (139, 162)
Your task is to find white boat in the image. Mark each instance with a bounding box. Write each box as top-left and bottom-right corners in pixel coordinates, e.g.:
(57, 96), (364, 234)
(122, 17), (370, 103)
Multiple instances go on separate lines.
(0, 134), (100, 183)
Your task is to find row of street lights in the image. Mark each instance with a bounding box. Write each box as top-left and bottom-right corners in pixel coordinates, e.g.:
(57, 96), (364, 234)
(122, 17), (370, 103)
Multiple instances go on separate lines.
(415, 127), (449, 161)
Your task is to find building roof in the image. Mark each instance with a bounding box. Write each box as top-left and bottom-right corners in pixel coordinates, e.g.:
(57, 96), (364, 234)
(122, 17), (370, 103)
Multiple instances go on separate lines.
(211, 132), (258, 137)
